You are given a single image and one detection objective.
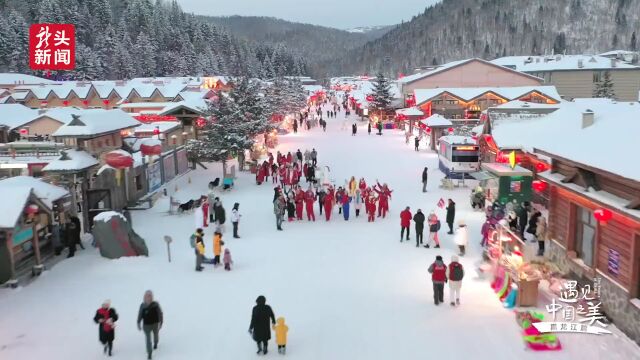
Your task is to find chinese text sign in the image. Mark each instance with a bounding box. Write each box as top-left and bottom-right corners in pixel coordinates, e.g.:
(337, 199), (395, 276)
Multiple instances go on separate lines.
(29, 24), (75, 71)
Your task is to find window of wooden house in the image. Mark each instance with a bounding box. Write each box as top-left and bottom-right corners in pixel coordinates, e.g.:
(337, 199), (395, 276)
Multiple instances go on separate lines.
(97, 140), (103, 148)
(105, 138), (111, 146)
(433, 100), (442, 105)
(447, 99), (458, 105)
(574, 206), (596, 267)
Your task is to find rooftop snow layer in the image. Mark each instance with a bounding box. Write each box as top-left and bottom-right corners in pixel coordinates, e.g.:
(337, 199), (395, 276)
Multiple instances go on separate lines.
(0, 186), (33, 228)
(491, 98), (640, 181)
(51, 109), (140, 137)
(421, 114), (453, 127)
(42, 149), (99, 172)
(491, 55), (638, 72)
(0, 176), (68, 207)
(0, 73), (56, 85)
(0, 104), (39, 129)
(413, 86), (561, 105)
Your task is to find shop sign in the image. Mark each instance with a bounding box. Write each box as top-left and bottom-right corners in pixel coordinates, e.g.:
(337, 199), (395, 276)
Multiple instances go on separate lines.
(607, 249), (620, 276)
(13, 226), (33, 246)
(538, 278), (611, 335)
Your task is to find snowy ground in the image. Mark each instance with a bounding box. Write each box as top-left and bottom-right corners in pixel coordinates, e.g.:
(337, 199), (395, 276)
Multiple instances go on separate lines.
(1, 104), (639, 360)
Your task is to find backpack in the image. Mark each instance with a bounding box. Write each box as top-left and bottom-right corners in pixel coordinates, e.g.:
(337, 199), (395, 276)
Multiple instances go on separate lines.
(450, 263), (464, 281)
(189, 234), (196, 248)
(435, 220), (441, 232)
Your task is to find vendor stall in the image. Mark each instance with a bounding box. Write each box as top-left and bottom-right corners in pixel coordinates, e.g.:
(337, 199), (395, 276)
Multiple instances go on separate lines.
(477, 163), (533, 205)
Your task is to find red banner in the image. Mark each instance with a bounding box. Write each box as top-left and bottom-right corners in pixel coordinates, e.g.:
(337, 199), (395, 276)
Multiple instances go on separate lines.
(29, 24), (75, 71)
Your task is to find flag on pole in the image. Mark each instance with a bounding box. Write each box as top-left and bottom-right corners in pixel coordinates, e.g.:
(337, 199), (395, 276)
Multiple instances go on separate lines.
(437, 198), (445, 208)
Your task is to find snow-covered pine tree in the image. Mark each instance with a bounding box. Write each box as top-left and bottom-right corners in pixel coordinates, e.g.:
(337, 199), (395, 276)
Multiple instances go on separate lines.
(370, 72), (393, 115)
(593, 71), (616, 99)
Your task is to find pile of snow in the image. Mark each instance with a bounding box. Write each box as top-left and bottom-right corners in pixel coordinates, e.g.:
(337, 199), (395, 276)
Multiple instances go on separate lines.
(93, 211), (127, 223)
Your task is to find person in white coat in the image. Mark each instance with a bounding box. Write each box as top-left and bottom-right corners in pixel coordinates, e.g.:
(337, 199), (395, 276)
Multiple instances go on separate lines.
(231, 202), (241, 239)
(454, 220), (468, 256)
(446, 255), (464, 306)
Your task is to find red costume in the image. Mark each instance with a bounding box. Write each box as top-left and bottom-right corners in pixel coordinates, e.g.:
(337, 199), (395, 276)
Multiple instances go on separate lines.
(279, 166), (287, 186)
(366, 197), (376, 222)
(374, 182), (392, 218)
(400, 209), (412, 227)
(286, 153), (293, 164)
(359, 179), (367, 191)
(295, 189), (305, 220)
(304, 189), (316, 221)
(256, 166), (265, 184)
(202, 200), (209, 227)
(323, 192), (333, 221)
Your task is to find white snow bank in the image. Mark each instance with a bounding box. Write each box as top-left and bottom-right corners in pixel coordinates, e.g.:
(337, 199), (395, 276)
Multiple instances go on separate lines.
(93, 211), (127, 223)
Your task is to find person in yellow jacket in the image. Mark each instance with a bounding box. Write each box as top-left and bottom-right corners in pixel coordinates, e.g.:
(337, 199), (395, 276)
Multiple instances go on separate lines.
(193, 229), (205, 272)
(273, 317), (289, 355)
(212, 231), (224, 267)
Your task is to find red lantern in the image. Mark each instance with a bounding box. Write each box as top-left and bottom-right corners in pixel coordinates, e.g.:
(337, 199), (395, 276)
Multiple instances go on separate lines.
(535, 162), (550, 173)
(153, 127), (160, 136)
(593, 208), (613, 223)
(425, 127), (432, 134)
(105, 150), (133, 169)
(25, 204), (39, 215)
(366, 95), (374, 102)
(19, 128), (29, 136)
(62, 100), (69, 106)
(195, 117), (206, 128)
(532, 180), (547, 192)
(82, 100), (89, 106)
(103, 99), (110, 105)
(140, 139), (162, 156)
(41, 100), (48, 106)
(448, 127), (454, 132)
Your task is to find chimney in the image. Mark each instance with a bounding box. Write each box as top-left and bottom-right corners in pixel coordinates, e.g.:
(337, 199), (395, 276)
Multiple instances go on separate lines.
(611, 58), (617, 68)
(578, 59), (584, 68)
(38, 109), (47, 115)
(582, 109), (594, 128)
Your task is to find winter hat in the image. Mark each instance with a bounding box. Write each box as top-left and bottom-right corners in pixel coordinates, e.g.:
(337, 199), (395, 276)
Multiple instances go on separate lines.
(256, 295), (266, 305)
(435, 255), (443, 261)
(224, 248), (230, 254)
(233, 202), (239, 210)
(451, 255), (459, 262)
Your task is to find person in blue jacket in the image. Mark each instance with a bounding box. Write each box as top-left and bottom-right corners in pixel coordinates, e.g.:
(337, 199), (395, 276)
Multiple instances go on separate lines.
(340, 192), (351, 220)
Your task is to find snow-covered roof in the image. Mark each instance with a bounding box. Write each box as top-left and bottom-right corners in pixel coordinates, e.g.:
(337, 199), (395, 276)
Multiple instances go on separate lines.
(160, 100), (207, 115)
(0, 95), (14, 104)
(51, 109), (140, 137)
(395, 107), (424, 116)
(0, 73), (55, 85)
(14, 83), (94, 100)
(491, 98), (640, 181)
(438, 135), (475, 145)
(491, 100), (562, 110)
(0, 186), (33, 229)
(9, 90), (31, 100)
(420, 114), (452, 127)
(413, 86), (561, 105)
(398, 58), (541, 84)
(599, 50), (638, 57)
(0, 176), (68, 208)
(93, 210), (127, 223)
(0, 104), (39, 129)
(303, 85), (324, 93)
(491, 55), (639, 72)
(118, 102), (177, 109)
(134, 121), (181, 134)
(42, 149), (99, 172)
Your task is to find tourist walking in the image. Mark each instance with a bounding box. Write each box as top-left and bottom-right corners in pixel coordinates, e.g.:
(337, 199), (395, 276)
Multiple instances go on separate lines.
(428, 256), (447, 306)
(231, 202), (241, 238)
(425, 212), (441, 248)
(446, 255), (464, 306)
(367, 122), (371, 135)
(454, 220), (468, 256)
(400, 206), (412, 242)
(422, 167), (428, 192)
(137, 290), (163, 360)
(274, 195), (286, 231)
(536, 216), (547, 256)
(310, 148), (317, 166)
(414, 136), (420, 151)
(446, 199), (456, 234)
(273, 317), (289, 355)
(413, 209), (425, 247)
(249, 295), (276, 355)
(94, 300), (118, 356)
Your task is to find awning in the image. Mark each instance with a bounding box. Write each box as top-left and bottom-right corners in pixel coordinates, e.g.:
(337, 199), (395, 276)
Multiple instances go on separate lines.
(469, 171), (497, 181)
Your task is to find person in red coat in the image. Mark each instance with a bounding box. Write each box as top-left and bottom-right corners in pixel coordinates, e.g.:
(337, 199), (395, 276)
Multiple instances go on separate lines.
(303, 163), (309, 182)
(428, 255), (448, 305)
(291, 167), (299, 185)
(278, 165), (287, 188)
(94, 300), (118, 356)
(304, 188), (316, 221)
(373, 182), (393, 218)
(286, 152), (293, 164)
(323, 189), (334, 221)
(202, 196), (209, 227)
(268, 153), (274, 167)
(358, 178), (367, 191)
(257, 165), (266, 185)
(400, 206), (412, 242)
(294, 188), (305, 220)
(366, 195), (377, 222)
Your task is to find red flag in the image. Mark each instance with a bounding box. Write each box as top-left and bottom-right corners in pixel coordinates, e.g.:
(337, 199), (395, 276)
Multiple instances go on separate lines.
(437, 198), (445, 209)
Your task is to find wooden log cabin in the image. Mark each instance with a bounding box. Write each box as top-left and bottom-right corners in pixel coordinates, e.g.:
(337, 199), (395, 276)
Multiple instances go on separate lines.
(534, 149), (640, 344)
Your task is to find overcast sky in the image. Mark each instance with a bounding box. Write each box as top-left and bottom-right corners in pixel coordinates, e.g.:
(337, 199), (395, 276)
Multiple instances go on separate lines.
(176, 0), (438, 29)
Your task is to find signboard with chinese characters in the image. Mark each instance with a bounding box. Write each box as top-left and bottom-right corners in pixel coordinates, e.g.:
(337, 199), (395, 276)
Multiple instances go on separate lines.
(29, 24), (75, 70)
(607, 249), (621, 276)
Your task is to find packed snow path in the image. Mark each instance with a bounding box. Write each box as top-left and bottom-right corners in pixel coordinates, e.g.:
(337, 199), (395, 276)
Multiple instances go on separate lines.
(1, 105), (639, 360)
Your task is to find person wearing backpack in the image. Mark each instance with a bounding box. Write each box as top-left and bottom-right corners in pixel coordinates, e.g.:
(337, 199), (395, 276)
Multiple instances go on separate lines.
(446, 255), (465, 306)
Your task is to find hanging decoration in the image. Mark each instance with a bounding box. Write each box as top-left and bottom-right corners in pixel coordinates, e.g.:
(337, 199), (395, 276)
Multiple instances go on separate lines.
(105, 150), (134, 185)
(535, 161), (550, 173)
(25, 204), (39, 215)
(593, 208), (613, 225)
(140, 138), (162, 157)
(532, 180), (547, 193)
(195, 117), (207, 128)
(62, 100), (69, 106)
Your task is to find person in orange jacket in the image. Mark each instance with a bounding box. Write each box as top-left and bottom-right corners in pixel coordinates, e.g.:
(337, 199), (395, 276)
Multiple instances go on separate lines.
(272, 317), (289, 355)
(213, 232), (224, 267)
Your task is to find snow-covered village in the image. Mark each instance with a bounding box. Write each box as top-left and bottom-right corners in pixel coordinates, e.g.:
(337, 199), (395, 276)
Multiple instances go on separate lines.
(2, 0), (640, 359)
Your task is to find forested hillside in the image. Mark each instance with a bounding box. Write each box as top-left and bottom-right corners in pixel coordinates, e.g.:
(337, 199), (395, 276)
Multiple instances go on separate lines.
(201, 16), (393, 71)
(318, 0), (640, 77)
(0, 0), (308, 80)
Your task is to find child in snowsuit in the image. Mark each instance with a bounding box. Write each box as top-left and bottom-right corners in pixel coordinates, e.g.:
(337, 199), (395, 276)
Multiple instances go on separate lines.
(213, 232), (224, 267)
(223, 248), (233, 271)
(273, 317), (289, 355)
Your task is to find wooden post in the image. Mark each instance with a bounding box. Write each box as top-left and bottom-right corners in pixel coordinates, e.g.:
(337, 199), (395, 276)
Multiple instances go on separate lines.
(164, 236), (172, 263)
(32, 225), (42, 266)
(80, 173), (90, 233)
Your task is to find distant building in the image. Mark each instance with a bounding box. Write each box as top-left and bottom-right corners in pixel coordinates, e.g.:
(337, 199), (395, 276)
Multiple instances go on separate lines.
(398, 58), (544, 106)
(491, 55), (640, 101)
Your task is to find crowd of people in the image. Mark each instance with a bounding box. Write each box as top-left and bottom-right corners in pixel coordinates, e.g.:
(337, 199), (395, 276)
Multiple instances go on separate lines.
(480, 200), (547, 256)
